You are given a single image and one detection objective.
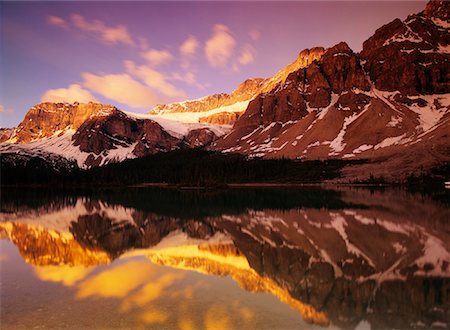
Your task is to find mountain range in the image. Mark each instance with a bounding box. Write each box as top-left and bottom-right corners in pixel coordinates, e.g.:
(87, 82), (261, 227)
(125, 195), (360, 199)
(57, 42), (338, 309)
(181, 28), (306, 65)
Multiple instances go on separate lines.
(1, 0), (449, 182)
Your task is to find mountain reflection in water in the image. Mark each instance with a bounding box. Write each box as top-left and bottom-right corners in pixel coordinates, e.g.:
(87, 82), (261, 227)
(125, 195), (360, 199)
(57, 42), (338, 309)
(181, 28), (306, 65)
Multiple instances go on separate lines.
(1, 187), (449, 329)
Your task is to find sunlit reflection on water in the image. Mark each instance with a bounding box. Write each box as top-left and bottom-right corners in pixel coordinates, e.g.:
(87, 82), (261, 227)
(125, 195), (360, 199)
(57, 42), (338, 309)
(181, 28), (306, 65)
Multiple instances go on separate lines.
(1, 187), (449, 329)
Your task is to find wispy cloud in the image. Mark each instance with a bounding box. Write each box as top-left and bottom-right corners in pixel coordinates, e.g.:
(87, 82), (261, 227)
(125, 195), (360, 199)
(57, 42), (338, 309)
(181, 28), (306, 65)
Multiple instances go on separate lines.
(170, 71), (208, 90)
(125, 60), (187, 99)
(71, 14), (135, 46)
(205, 24), (236, 68)
(47, 15), (68, 29)
(0, 104), (14, 114)
(140, 49), (173, 67)
(249, 28), (260, 41)
(82, 73), (163, 108)
(138, 37), (150, 50)
(238, 45), (255, 66)
(180, 35), (199, 69)
(41, 84), (97, 103)
(47, 14), (135, 46)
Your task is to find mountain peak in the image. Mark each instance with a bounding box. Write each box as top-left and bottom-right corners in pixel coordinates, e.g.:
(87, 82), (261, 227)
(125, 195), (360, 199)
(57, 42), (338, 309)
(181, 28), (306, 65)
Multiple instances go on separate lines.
(7, 102), (118, 143)
(325, 42), (352, 55)
(424, 0), (449, 20)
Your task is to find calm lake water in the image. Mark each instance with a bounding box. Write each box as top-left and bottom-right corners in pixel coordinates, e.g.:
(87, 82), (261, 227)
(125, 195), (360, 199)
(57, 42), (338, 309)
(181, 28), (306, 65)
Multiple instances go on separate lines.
(0, 187), (449, 329)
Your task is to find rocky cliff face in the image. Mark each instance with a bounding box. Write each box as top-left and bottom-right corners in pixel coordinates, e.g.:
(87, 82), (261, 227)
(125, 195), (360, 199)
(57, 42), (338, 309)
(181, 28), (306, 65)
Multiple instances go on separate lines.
(360, 0), (449, 94)
(199, 111), (242, 125)
(8, 102), (113, 143)
(0, 102), (220, 169)
(150, 47), (325, 125)
(71, 108), (182, 167)
(211, 1), (450, 180)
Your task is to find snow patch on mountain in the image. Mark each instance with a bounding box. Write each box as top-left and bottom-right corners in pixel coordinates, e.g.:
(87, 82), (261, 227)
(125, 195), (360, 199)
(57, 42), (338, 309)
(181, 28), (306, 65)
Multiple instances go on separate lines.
(124, 111), (230, 138)
(150, 101), (249, 124)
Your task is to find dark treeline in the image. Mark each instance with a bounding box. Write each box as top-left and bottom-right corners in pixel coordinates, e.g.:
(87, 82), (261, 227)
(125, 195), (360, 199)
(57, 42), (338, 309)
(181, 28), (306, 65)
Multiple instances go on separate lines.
(1, 186), (366, 219)
(1, 150), (362, 186)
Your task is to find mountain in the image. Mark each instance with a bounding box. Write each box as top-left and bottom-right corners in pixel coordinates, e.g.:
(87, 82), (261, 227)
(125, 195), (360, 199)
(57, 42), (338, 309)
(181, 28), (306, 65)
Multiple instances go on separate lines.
(0, 102), (225, 168)
(0, 1), (448, 181)
(149, 47), (325, 125)
(212, 1), (450, 180)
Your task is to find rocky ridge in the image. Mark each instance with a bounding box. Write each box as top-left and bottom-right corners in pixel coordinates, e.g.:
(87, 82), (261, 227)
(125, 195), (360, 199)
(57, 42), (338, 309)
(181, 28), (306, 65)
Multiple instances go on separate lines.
(211, 1), (450, 180)
(0, 102), (221, 168)
(149, 47), (325, 124)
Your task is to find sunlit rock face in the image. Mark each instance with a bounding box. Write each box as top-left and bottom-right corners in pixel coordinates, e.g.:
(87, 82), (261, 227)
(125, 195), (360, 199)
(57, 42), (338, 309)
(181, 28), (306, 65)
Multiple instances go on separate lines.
(199, 111), (243, 125)
(150, 47), (325, 117)
(6, 102), (113, 143)
(361, 0), (450, 94)
(1, 187), (449, 329)
(0, 103), (190, 169)
(0, 223), (111, 266)
(210, 1), (450, 180)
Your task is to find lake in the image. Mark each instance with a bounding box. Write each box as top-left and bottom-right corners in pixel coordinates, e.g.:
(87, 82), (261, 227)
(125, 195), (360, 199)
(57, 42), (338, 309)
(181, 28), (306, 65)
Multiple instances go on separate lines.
(1, 187), (449, 329)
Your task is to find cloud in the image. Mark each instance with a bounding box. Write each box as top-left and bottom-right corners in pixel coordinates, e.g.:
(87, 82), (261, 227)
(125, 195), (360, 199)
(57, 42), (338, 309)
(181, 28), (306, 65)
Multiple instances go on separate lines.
(238, 45), (255, 66)
(138, 37), (149, 50)
(180, 36), (199, 57)
(125, 60), (187, 99)
(82, 72), (164, 108)
(47, 15), (68, 29)
(180, 35), (199, 69)
(70, 14), (135, 46)
(249, 28), (260, 41)
(170, 72), (207, 90)
(140, 49), (173, 67)
(0, 104), (14, 114)
(41, 84), (97, 103)
(204, 24), (236, 68)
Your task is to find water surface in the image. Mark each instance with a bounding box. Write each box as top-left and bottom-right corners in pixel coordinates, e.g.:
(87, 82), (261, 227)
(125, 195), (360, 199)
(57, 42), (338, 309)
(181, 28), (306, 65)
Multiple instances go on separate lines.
(1, 187), (449, 329)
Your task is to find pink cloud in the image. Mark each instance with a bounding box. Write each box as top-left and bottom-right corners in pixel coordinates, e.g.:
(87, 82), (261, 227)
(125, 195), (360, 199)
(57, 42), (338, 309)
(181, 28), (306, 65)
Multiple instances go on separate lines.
(180, 35), (199, 69)
(249, 28), (260, 41)
(238, 45), (255, 66)
(47, 15), (68, 29)
(41, 84), (97, 103)
(140, 49), (173, 67)
(205, 24), (236, 68)
(125, 60), (187, 99)
(0, 104), (14, 114)
(70, 14), (135, 46)
(82, 73), (163, 108)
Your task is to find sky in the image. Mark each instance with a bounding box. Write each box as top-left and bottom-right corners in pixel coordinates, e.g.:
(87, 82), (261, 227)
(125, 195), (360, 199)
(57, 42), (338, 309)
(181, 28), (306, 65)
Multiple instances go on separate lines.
(0, 1), (427, 128)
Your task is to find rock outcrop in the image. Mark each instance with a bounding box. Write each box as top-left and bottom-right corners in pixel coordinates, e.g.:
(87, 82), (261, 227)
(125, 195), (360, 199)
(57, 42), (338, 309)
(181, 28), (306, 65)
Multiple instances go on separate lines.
(10, 102), (112, 143)
(183, 128), (218, 148)
(199, 111), (242, 125)
(360, 0), (449, 94)
(150, 47), (325, 117)
(1, 102), (220, 168)
(211, 1), (450, 180)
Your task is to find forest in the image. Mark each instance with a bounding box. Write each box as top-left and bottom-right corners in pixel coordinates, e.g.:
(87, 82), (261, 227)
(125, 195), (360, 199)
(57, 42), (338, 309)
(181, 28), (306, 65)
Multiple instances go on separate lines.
(1, 150), (362, 186)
